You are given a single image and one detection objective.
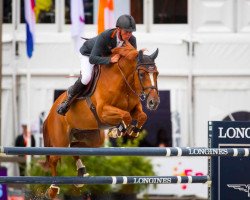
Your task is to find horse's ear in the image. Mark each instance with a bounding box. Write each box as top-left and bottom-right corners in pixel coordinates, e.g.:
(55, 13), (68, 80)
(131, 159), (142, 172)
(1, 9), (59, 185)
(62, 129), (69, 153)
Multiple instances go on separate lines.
(149, 48), (159, 60)
(138, 50), (143, 62)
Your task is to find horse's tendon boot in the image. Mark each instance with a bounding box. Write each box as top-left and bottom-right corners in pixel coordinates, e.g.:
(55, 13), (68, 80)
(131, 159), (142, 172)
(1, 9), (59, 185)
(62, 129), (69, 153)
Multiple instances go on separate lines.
(126, 125), (141, 138)
(108, 123), (126, 138)
(75, 167), (89, 188)
(107, 128), (119, 138)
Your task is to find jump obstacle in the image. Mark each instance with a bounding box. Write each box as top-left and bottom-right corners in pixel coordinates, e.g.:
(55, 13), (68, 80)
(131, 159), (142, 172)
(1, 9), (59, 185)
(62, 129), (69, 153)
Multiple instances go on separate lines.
(1, 147), (250, 157)
(0, 176), (209, 185)
(1, 122), (247, 200)
(0, 146), (244, 185)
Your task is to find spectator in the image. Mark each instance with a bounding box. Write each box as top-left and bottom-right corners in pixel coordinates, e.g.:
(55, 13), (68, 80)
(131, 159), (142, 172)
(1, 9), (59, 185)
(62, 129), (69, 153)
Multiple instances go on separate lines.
(15, 121), (36, 176)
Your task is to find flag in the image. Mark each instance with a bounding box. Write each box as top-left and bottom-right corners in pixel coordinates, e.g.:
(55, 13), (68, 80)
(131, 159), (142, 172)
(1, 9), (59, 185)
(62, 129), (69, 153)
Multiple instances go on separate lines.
(98, 0), (114, 34)
(70, 0), (85, 52)
(70, 0), (85, 37)
(35, 0), (52, 22)
(24, 0), (36, 58)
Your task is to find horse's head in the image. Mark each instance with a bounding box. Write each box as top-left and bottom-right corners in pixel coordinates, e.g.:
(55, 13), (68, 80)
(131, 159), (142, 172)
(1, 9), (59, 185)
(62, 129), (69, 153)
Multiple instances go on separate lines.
(135, 49), (160, 110)
(112, 43), (160, 110)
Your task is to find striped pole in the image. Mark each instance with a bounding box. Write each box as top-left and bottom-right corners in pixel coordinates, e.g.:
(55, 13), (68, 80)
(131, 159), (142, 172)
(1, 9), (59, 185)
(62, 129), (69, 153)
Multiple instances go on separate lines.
(0, 176), (209, 185)
(0, 147), (250, 157)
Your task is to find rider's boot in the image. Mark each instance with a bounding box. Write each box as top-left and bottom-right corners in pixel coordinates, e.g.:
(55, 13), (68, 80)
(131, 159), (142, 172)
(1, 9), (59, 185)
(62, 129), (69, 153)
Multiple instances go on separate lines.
(57, 78), (85, 116)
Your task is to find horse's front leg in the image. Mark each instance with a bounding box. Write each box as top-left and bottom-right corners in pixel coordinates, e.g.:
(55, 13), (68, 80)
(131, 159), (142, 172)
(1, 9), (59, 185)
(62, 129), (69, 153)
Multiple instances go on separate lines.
(73, 156), (89, 188)
(100, 105), (132, 137)
(74, 156), (89, 177)
(127, 104), (147, 138)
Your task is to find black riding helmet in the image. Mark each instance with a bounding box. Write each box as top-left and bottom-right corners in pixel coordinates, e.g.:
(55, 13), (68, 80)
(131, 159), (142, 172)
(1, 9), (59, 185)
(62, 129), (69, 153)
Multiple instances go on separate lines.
(116, 14), (136, 32)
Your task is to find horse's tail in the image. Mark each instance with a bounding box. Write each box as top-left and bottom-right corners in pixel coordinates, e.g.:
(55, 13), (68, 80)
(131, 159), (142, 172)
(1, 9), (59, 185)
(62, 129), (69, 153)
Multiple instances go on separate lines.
(41, 119), (50, 170)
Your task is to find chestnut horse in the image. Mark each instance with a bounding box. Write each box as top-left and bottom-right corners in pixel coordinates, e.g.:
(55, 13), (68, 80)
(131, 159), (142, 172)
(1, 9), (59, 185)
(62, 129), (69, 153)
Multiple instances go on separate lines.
(43, 42), (160, 198)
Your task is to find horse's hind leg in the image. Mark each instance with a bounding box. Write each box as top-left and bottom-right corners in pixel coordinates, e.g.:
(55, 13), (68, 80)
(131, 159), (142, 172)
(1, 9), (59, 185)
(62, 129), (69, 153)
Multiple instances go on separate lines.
(73, 155), (89, 188)
(45, 155), (61, 199)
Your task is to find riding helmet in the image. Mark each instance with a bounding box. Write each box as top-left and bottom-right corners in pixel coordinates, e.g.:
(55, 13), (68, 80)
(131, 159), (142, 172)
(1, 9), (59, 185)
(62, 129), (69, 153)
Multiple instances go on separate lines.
(116, 14), (136, 32)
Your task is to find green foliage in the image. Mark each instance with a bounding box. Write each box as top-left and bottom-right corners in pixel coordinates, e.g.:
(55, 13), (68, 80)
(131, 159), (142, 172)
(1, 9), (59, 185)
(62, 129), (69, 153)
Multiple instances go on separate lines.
(29, 131), (155, 196)
(29, 156), (87, 196)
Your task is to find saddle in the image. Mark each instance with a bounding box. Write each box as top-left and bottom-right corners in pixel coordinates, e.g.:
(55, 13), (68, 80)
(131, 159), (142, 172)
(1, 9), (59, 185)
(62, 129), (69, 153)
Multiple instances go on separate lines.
(77, 64), (101, 99)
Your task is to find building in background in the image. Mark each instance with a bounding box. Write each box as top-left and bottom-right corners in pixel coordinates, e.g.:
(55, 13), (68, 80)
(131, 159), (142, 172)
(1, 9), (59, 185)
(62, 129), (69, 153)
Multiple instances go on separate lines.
(2, 0), (250, 198)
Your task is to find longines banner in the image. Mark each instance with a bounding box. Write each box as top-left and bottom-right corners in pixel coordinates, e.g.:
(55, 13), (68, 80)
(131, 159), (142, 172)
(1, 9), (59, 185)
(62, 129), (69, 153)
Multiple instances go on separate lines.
(208, 121), (250, 200)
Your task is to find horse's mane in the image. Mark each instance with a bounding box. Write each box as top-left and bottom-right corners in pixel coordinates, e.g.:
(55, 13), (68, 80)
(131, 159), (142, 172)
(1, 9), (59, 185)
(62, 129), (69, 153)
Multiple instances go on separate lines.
(112, 41), (138, 61)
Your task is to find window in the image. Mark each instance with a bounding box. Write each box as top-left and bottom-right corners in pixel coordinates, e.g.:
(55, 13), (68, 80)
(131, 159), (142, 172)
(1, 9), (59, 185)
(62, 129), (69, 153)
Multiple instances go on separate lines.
(65, 0), (94, 25)
(153, 0), (187, 24)
(20, 0), (55, 23)
(3, 0), (12, 23)
(10, 0), (188, 32)
(130, 0), (143, 24)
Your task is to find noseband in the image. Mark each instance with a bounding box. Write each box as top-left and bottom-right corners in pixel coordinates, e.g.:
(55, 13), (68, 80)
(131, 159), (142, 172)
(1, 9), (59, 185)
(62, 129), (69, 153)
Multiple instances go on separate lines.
(117, 60), (159, 101)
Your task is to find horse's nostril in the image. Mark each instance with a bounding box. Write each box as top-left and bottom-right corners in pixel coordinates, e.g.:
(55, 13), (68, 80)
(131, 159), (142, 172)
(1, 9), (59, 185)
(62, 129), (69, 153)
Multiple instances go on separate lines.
(147, 98), (160, 110)
(149, 100), (154, 106)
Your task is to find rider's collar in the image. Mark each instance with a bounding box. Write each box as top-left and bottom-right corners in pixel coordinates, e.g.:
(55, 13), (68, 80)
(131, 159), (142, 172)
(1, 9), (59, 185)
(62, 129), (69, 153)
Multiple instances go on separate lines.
(116, 34), (124, 47)
(110, 28), (117, 38)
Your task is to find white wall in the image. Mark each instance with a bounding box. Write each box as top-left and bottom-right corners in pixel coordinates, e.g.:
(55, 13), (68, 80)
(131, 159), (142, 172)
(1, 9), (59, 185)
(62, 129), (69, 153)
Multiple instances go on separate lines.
(1, 0), (250, 197)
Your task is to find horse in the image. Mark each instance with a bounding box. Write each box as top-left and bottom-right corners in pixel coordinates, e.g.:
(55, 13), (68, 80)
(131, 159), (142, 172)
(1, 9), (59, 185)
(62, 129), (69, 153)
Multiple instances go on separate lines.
(42, 42), (160, 199)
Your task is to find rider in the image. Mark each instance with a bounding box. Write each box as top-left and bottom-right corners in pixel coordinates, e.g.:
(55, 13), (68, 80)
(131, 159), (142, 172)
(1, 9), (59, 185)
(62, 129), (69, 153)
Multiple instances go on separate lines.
(57, 14), (137, 116)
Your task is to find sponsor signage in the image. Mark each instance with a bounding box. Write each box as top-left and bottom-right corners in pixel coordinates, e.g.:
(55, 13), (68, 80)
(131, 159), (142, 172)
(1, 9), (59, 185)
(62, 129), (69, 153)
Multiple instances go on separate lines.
(209, 121), (250, 200)
(133, 178), (172, 184)
(188, 148), (228, 156)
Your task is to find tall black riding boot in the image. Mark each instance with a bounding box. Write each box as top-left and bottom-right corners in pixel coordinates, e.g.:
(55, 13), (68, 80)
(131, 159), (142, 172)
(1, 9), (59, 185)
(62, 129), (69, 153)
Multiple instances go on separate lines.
(57, 78), (86, 116)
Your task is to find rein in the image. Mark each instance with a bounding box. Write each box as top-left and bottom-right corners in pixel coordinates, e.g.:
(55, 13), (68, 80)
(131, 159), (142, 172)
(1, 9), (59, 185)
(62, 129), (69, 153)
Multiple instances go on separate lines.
(117, 60), (158, 101)
(117, 61), (143, 100)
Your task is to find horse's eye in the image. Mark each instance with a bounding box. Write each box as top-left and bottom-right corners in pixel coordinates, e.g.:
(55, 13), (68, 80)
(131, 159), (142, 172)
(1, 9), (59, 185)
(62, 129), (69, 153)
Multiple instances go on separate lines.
(139, 72), (145, 79)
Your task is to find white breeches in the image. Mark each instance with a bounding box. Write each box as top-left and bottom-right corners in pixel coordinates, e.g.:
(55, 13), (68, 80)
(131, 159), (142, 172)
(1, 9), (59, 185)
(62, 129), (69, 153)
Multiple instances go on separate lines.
(80, 55), (94, 85)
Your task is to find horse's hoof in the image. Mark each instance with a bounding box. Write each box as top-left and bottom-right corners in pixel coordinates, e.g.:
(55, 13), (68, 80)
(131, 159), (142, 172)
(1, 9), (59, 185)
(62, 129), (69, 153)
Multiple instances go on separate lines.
(128, 131), (140, 138)
(75, 172), (89, 188)
(45, 185), (60, 199)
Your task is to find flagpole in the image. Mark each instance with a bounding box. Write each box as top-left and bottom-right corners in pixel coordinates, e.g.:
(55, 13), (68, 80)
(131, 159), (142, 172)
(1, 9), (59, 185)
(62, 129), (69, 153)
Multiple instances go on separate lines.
(24, 0), (35, 176)
(26, 59), (32, 175)
(12, 0), (18, 140)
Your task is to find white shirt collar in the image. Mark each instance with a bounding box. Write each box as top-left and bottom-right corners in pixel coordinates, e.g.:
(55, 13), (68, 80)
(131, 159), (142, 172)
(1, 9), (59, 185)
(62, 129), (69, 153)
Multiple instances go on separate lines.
(116, 33), (124, 47)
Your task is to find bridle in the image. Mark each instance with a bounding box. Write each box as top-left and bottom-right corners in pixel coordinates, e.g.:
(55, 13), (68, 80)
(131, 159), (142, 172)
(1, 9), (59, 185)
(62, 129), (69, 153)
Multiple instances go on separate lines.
(117, 60), (159, 101)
